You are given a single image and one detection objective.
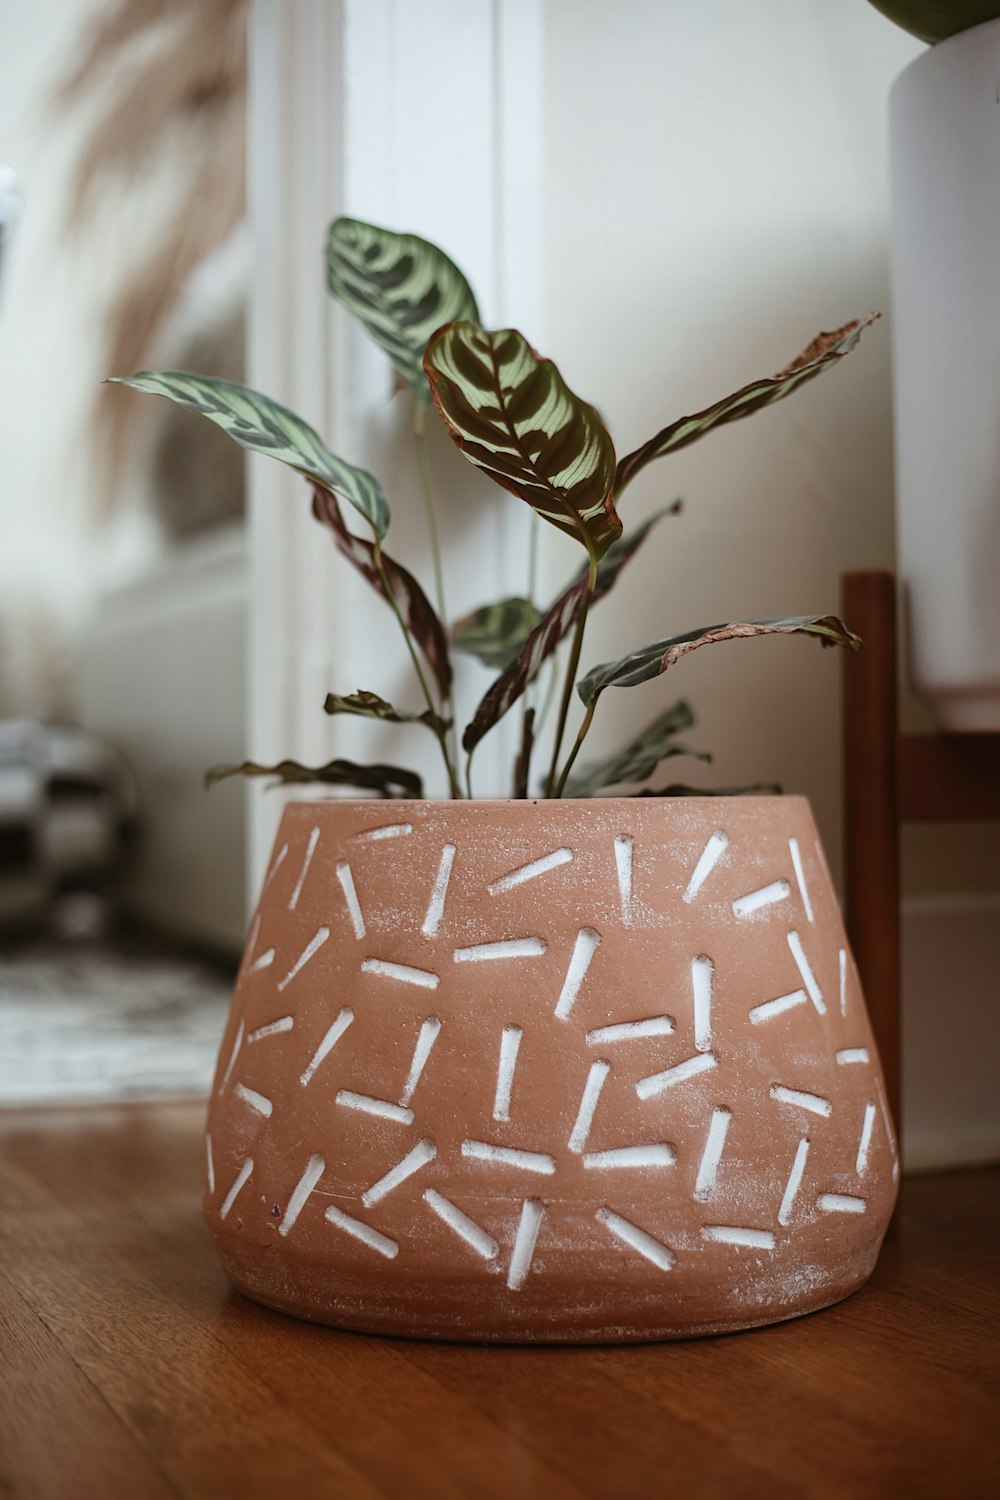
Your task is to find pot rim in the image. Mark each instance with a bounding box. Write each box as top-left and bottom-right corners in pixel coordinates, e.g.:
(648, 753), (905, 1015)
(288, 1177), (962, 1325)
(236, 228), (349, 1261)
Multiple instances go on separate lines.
(274, 793), (807, 812)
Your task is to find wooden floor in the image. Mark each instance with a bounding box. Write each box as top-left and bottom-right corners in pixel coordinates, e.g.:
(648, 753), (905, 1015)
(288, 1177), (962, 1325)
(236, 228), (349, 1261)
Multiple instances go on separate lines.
(1, 1103), (997, 1499)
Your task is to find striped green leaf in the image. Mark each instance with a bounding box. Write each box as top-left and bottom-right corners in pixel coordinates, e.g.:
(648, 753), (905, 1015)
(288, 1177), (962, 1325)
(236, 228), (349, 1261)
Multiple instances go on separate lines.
(577, 615), (861, 709)
(614, 314), (879, 497)
(462, 505), (678, 753)
(110, 370), (390, 539)
(452, 597), (543, 671)
(326, 217), (479, 402)
(564, 701), (708, 797)
(311, 485), (452, 700)
(425, 323), (621, 560)
(205, 757), (423, 798)
(323, 690), (448, 737)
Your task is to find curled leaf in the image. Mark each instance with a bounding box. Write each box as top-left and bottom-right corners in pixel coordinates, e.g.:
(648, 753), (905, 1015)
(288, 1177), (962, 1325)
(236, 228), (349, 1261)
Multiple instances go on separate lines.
(312, 485), (452, 700)
(614, 314), (879, 497)
(326, 217), (479, 402)
(577, 614), (861, 708)
(564, 702), (709, 798)
(109, 371), (390, 538)
(323, 690), (448, 736)
(461, 505), (679, 753)
(452, 597), (543, 671)
(425, 322), (621, 559)
(205, 758), (423, 798)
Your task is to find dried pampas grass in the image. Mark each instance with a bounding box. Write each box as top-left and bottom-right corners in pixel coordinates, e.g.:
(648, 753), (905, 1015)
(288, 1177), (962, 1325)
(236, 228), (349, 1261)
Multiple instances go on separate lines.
(57, 0), (247, 497)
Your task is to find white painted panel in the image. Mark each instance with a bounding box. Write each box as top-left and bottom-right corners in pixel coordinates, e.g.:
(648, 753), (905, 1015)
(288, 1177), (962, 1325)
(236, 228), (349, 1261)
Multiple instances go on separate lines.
(247, 0), (543, 896)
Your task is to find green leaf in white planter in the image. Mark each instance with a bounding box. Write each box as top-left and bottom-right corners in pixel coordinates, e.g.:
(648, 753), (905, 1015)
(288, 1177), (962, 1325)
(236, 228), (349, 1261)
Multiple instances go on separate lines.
(425, 322), (621, 560)
(323, 690), (449, 737)
(326, 217), (479, 402)
(564, 701), (709, 797)
(614, 315), (879, 497)
(109, 370), (390, 540)
(577, 615), (861, 708)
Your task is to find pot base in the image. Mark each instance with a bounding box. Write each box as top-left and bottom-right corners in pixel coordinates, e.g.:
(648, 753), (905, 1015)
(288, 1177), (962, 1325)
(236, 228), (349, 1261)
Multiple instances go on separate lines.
(216, 1237), (880, 1343)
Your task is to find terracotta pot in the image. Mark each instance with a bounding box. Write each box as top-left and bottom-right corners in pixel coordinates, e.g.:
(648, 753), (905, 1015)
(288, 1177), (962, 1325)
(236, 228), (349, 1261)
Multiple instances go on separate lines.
(205, 796), (898, 1342)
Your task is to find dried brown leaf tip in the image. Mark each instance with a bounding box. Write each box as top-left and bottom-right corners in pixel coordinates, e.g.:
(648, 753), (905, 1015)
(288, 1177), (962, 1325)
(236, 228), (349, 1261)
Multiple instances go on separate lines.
(778, 312), (880, 377)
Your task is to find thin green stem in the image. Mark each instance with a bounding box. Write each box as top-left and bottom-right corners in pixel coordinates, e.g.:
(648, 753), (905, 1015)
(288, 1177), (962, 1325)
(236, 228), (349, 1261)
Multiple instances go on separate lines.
(413, 404), (462, 783)
(553, 701), (596, 799)
(464, 750), (474, 801)
(521, 516), (542, 736)
(544, 549), (598, 798)
(414, 404), (448, 630)
(374, 537), (461, 799)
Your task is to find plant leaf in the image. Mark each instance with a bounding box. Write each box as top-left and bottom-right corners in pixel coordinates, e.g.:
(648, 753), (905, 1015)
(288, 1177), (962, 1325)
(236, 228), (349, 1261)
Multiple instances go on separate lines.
(614, 314), (879, 496)
(326, 217), (479, 402)
(425, 322), (621, 559)
(564, 701), (709, 797)
(577, 615), (861, 708)
(108, 370), (390, 539)
(461, 505), (677, 753)
(633, 782), (781, 798)
(323, 690), (448, 735)
(205, 758), (423, 798)
(311, 484), (452, 700)
(452, 597), (544, 671)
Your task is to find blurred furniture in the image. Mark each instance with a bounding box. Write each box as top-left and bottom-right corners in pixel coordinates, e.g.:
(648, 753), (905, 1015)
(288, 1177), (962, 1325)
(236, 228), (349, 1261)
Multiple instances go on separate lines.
(841, 568), (1000, 1150)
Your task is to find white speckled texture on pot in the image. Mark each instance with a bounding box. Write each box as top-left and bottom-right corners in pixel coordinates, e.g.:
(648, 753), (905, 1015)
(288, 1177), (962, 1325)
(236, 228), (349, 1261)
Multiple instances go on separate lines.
(205, 797), (897, 1342)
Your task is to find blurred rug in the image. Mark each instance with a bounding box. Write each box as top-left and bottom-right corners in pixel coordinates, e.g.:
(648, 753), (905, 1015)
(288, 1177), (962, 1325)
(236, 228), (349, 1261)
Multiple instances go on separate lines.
(0, 937), (233, 1106)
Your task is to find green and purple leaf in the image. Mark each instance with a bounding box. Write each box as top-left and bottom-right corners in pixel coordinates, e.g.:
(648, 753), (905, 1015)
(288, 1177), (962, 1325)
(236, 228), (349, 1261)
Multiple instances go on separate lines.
(323, 689), (448, 736)
(461, 506), (678, 753)
(312, 485), (452, 699)
(425, 322), (621, 559)
(205, 757), (423, 798)
(614, 314), (879, 497)
(109, 370), (390, 539)
(452, 597), (544, 671)
(564, 701), (709, 798)
(577, 615), (861, 709)
(326, 217), (479, 402)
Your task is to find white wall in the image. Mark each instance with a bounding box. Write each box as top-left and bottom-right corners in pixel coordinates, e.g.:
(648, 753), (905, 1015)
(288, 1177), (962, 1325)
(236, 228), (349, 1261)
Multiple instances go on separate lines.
(538, 0), (919, 869)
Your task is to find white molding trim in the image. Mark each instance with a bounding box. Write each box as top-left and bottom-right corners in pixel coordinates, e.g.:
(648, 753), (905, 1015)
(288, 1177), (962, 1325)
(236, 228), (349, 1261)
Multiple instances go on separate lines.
(246, 0), (544, 897)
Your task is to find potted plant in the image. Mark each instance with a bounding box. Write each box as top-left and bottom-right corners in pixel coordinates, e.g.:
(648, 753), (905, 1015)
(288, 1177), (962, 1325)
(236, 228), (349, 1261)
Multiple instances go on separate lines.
(111, 217), (897, 1341)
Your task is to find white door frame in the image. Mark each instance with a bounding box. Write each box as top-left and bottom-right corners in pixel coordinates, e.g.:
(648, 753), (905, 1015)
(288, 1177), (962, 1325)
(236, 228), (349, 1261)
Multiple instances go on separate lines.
(245, 0), (544, 897)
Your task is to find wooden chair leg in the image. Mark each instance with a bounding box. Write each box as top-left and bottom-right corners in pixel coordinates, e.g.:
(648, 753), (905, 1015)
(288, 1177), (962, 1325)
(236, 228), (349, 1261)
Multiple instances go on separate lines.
(841, 571), (902, 1150)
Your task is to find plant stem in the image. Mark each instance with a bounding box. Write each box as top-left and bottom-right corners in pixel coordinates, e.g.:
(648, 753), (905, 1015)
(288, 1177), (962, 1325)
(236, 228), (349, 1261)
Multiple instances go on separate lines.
(553, 701), (596, 799)
(413, 403), (462, 782)
(521, 515), (541, 735)
(374, 538), (462, 799)
(414, 403), (448, 631)
(544, 549), (598, 798)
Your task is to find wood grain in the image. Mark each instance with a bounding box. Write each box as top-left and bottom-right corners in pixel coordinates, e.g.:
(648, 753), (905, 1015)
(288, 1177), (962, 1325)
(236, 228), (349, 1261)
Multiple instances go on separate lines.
(0, 1101), (997, 1499)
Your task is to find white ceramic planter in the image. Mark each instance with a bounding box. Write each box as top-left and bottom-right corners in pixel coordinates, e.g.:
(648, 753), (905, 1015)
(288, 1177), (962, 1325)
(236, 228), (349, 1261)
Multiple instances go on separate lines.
(889, 18), (1000, 729)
